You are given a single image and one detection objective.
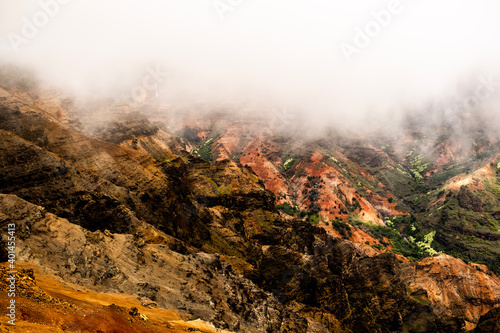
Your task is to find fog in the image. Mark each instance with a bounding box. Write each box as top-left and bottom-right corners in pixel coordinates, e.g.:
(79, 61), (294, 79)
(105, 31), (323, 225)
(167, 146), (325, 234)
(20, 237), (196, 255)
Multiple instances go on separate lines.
(1, 0), (500, 133)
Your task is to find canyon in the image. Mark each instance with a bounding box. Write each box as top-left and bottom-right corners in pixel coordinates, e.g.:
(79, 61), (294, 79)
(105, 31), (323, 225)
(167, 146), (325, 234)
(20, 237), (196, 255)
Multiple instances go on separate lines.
(0, 72), (499, 332)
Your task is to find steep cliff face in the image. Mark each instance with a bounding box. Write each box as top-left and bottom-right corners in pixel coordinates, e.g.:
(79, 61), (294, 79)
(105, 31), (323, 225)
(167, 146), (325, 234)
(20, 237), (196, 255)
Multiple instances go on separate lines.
(0, 89), (214, 248)
(238, 135), (404, 225)
(419, 159), (500, 276)
(239, 138), (290, 204)
(0, 194), (289, 332)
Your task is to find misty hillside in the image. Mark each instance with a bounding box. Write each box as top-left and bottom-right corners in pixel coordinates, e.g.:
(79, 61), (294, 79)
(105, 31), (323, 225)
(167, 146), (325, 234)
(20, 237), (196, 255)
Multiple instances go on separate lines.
(0, 68), (500, 332)
(123, 101), (500, 275)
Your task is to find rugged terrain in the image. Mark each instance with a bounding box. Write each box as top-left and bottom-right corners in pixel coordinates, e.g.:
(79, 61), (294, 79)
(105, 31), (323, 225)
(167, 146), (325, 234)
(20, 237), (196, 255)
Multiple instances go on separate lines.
(162, 105), (500, 275)
(0, 68), (500, 332)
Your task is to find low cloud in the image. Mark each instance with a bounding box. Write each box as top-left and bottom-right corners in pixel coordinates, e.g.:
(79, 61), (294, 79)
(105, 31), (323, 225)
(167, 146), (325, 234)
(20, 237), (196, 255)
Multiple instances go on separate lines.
(1, 0), (499, 136)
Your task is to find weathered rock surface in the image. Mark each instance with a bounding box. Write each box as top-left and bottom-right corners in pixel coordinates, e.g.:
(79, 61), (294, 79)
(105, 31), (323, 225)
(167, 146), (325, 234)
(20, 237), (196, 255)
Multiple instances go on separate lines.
(401, 254), (500, 329)
(0, 194), (290, 332)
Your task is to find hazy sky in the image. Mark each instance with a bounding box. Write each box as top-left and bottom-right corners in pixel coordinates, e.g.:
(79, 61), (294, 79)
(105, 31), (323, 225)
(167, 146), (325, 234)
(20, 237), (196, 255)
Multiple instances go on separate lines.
(1, 0), (499, 129)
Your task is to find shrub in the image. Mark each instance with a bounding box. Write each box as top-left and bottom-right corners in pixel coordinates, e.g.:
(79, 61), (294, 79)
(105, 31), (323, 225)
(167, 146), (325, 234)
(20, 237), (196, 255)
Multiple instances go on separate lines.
(306, 212), (321, 225)
(283, 158), (295, 171)
(192, 138), (214, 161)
(277, 202), (296, 216)
(330, 219), (352, 238)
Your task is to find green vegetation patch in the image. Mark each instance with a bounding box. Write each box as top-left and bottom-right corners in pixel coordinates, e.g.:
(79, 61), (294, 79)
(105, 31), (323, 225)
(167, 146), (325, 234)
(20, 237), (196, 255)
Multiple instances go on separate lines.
(330, 218), (353, 238)
(410, 295), (430, 306)
(192, 138), (215, 161)
(277, 202), (297, 216)
(283, 158), (295, 171)
(305, 212), (321, 225)
(349, 215), (431, 261)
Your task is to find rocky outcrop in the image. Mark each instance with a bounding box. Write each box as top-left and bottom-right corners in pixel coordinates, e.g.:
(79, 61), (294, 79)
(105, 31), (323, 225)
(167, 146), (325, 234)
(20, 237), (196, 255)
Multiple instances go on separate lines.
(0, 194), (293, 332)
(400, 254), (500, 329)
(239, 138), (290, 204)
(240, 141), (403, 225)
(0, 263), (231, 333)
